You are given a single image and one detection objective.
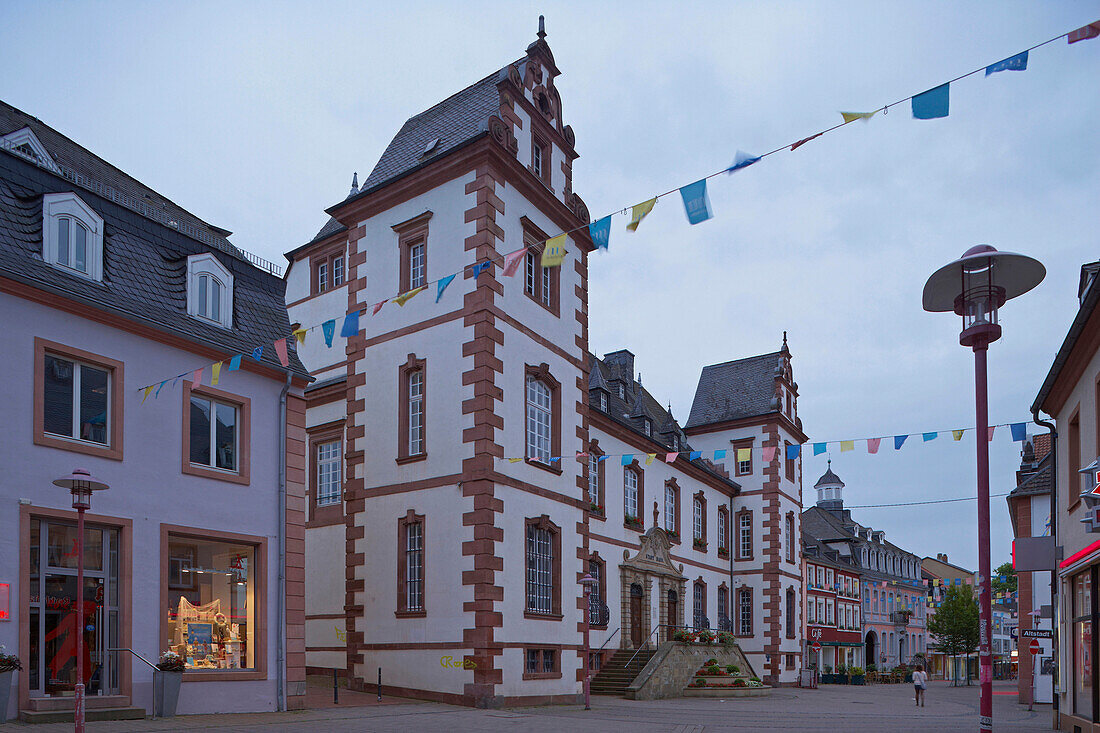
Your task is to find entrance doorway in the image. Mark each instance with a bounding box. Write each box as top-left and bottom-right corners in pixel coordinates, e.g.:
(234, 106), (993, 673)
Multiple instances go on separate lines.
(27, 519), (120, 698)
(667, 589), (678, 630)
(630, 584), (644, 647)
(865, 630), (877, 670)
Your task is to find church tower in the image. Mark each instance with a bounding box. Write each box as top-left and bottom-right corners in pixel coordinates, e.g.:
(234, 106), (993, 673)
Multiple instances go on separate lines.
(815, 460), (845, 512)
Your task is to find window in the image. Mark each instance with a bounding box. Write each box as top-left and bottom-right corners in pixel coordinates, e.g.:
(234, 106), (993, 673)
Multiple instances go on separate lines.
(599, 391), (608, 412)
(808, 596), (815, 623)
(163, 529), (263, 675)
(397, 511), (425, 616)
(733, 439), (753, 476)
(786, 587), (796, 638)
(532, 141), (544, 179)
(408, 242), (425, 289)
(737, 587), (752, 636)
(718, 585), (729, 625)
(737, 511), (752, 559)
(670, 434), (678, 452)
(42, 193), (104, 281)
(693, 580), (706, 628)
(664, 482), (677, 536)
(1070, 409), (1082, 508)
(826, 599), (834, 625)
(587, 443), (605, 510)
(523, 648), (559, 680)
(617, 383), (625, 400)
(311, 249), (346, 295)
(531, 134), (551, 185)
(520, 217), (558, 314)
(182, 382), (250, 485)
(315, 441), (341, 506)
(186, 254), (234, 328)
(588, 557), (605, 626)
(785, 514), (795, 563)
(785, 441), (796, 482)
(35, 340), (123, 461)
(693, 497), (703, 540)
(333, 256), (344, 286)
(644, 419), (651, 437)
(717, 507), (728, 554)
(624, 467), (640, 524)
(526, 377), (552, 463)
(317, 262), (328, 293)
(524, 516), (561, 618)
(398, 355), (426, 463)
(394, 211), (431, 293)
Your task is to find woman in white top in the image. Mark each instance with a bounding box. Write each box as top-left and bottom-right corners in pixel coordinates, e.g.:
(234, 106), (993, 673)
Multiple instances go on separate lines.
(912, 664), (928, 707)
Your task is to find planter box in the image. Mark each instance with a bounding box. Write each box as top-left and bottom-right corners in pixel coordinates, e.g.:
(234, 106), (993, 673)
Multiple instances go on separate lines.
(684, 685), (771, 698)
(0, 670), (13, 723)
(154, 671), (182, 718)
(851, 675), (865, 685)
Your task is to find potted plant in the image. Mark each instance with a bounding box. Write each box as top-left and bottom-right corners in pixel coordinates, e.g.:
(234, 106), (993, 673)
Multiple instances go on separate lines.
(0, 645), (21, 723)
(726, 664), (740, 675)
(693, 537), (707, 551)
(717, 631), (735, 649)
(848, 666), (865, 685)
(624, 514), (642, 529)
(732, 678), (746, 687)
(836, 663), (848, 684)
(665, 530), (680, 543)
(155, 651), (185, 717)
(696, 629), (715, 644)
(672, 628), (696, 643)
(588, 502), (604, 516)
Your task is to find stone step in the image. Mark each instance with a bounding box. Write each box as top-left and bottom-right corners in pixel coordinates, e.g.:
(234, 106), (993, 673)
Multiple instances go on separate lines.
(26, 695), (132, 712)
(21, 707), (146, 724)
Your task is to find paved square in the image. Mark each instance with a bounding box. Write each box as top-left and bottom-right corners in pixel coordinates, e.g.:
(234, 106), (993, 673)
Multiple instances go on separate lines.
(0, 681), (1053, 732)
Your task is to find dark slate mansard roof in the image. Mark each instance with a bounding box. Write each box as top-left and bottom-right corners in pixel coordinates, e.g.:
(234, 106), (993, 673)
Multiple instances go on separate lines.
(0, 100), (308, 378)
(685, 351), (786, 428)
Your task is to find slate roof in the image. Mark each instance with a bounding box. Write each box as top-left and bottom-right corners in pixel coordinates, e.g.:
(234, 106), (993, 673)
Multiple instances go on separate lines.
(814, 463), (845, 489)
(1009, 452), (1052, 498)
(685, 351), (783, 428)
(0, 101), (308, 379)
(587, 352), (739, 492)
(802, 532), (859, 572)
(802, 505), (922, 584)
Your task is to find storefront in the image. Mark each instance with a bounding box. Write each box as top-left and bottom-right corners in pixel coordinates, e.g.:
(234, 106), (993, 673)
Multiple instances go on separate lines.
(1066, 566), (1095, 725)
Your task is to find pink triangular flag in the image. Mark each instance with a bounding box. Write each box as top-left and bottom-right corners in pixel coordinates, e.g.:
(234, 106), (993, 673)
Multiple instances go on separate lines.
(988, 426), (996, 442)
(372, 301), (387, 315)
(867, 438), (881, 454)
(665, 452), (678, 463)
(762, 446), (777, 462)
(192, 367), (203, 385)
(503, 247), (527, 277)
(273, 338), (290, 367)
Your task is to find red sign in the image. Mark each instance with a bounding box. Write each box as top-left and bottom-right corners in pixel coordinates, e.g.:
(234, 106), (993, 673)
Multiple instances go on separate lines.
(1029, 639), (1041, 655)
(811, 642), (821, 652)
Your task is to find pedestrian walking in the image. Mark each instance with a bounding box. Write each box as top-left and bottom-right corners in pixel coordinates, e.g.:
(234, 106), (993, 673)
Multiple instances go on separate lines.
(912, 664), (928, 707)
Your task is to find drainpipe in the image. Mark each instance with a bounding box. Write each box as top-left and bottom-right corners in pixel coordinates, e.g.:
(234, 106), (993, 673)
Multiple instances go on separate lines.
(1031, 408), (1056, 728)
(277, 372), (291, 712)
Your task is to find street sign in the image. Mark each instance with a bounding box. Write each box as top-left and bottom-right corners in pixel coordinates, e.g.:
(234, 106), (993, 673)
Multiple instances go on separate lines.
(811, 642), (821, 652)
(1021, 629), (1053, 639)
(1029, 639), (1041, 655)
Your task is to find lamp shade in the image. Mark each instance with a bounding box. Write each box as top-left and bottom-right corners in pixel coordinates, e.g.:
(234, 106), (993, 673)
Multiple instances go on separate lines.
(52, 468), (110, 492)
(922, 245), (1045, 313)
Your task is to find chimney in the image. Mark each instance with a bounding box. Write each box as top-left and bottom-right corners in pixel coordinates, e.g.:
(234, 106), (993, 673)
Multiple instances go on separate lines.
(603, 350), (635, 381)
(937, 553), (948, 563)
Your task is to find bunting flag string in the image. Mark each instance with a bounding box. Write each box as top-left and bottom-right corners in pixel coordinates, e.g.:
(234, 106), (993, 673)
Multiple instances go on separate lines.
(135, 19), (1098, 398)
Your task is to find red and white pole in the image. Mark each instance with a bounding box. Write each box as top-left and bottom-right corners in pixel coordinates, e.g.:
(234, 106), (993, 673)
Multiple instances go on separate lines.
(974, 343), (994, 732)
(75, 504), (86, 733)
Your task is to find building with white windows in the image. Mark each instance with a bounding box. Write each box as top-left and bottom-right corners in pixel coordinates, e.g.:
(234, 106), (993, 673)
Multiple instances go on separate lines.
(283, 26), (808, 705)
(803, 532), (863, 672)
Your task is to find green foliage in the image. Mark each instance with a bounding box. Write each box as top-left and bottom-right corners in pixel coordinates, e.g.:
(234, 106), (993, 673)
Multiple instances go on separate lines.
(928, 585), (980, 659)
(993, 561), (1018, 594)
(704, 658), (718, 666)
(706, 665), (722, 675)
(726, 664), (739, 674)
(848, 666), (864, 676)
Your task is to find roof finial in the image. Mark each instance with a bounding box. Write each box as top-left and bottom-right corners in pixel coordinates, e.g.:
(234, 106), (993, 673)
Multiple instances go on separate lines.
(782, 330), (789, 351)
(538, 15), (546, 39)
(349, 172), (359, 196)
(827, 458), (831, 469)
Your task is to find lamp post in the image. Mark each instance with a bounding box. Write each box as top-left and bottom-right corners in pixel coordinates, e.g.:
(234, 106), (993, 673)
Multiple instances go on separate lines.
(579, 573), (598, 710)
(52, 469), (110, 733)
(923, 245), (1044, 732)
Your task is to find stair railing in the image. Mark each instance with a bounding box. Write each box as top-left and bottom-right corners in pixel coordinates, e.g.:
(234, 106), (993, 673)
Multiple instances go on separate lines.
(626, 622), (665, 667)
(594, 627), (620, 655)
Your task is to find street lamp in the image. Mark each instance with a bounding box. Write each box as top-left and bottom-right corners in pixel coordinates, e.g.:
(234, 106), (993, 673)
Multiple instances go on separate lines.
(52, 469), (110, 733)
(923, 244), (1044, 733)
(579, 573), (598, 710)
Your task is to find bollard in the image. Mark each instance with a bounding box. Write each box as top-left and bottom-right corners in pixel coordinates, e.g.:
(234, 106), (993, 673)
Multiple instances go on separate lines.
(333, 668), (339, 705)
(377, 667), (382, 701)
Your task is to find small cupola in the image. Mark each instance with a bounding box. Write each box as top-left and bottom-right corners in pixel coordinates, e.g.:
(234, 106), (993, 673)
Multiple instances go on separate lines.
(814, 460), (845, 512)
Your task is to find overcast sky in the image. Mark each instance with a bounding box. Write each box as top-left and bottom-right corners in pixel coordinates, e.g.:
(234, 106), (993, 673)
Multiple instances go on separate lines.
(5, 2), (1099, 570)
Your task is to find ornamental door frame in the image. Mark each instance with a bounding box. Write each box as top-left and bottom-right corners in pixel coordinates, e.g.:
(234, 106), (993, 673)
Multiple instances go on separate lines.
(618, 527), (686, 649)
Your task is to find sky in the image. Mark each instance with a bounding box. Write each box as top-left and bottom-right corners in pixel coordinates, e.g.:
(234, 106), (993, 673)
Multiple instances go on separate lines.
(4, 1), (1099, 570)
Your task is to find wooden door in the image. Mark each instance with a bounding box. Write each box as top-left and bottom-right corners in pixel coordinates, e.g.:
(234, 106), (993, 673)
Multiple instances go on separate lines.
(630, 584), (644, 647)
(668, 589), (678, 629)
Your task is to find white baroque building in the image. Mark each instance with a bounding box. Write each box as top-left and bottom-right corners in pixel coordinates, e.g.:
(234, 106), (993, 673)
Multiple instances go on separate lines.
(283, 27), (806, 705)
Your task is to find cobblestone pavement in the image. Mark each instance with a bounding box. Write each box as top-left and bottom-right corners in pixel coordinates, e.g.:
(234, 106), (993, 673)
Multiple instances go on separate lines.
(0, 681), (1055, 732)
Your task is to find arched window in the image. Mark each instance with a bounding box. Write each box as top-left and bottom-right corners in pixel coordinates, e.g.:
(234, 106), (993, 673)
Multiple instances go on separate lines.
(196, 273), (224, 323)
(42, 192), (104, 281)
(525, 377), (552, 462)
(186, 253), (234, 328)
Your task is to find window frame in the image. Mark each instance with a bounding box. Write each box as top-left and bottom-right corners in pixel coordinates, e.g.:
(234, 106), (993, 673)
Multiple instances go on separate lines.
(785, 513), (796, 563)
(736, 585), (753, 637)
(524, 515), (562, 620)
(663, 478), (680, 541)
(34, 337), (124, 461)
(587, 441), (605, 514)
(732, 438), (754, 476)
(531, 133), (552, 186)
(736, 508), (753, 560)
(397, 355), (427, 464)
(181, 381), (251, 485)
(519, 217), (559, 317)
(692, 491), (707, 548)
(524, 363), (561, 474)
(786, 586), (796, 638)
(522, 646), (561, 680)
(185, 253), (234, 329)
(396, 510), (427, 618)
(393, 211), (432, 293)
(717, 506), (730, 556)
(311, 247), (347, 295)
(307, 420), (344, 527)
(42, 192), (104, 282)
(622, 460), (644, 530)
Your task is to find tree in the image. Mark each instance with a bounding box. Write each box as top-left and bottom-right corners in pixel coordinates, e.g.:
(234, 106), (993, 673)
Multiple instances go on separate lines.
(992, 561), (1017, 595)
(927, 585), (980, 686)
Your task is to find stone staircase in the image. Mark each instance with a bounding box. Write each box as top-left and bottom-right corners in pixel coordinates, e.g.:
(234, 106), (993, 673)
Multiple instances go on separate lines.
(20, 695), (146, 724)
(590, 648), (657, 696)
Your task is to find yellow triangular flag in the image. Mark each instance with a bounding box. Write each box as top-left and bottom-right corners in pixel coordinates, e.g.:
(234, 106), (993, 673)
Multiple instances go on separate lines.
(626, 198), (656, 232)
(840, 111), (878, 123)
(645, 453), (656, 466)
(952, 429), (965, 441)
(394, 285), (426, 306)
(293, 328), (307, 345)
(840, 440), (855, 452)
(541, 234), (567, 268)
(142, 385), (153, 404)
(211, 361), (222, 386)
(736, 448), (751, 463)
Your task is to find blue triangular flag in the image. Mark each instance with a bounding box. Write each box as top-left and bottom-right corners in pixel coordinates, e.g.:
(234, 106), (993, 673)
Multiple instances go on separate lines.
(986, 51), (1027, 76)
(1010, 423), (1027, 442)
(469, 261), (492, 279)
(588, 215), (611, 250)
(786, 444), (801, 460)
(912, 83), (949, 119)
(228, 354), (242, 371)
(597, 455), (609, 463)
(713, 449), (727, 461)
(679, 179), (712, 225)
(621, 454), (634, 466)
(436, 273), (457, 303)
(251, 346), (264, 361)
(894, 435), (908, 450)
(813, 442), (827, 456)
(726, 150), (760, 173)
(688, 451), (702, 460)
(340, 310), (360, 338)
(922, 432), (938, 442)
(322, 319), (336, 347)
(154, 380), (167, 398)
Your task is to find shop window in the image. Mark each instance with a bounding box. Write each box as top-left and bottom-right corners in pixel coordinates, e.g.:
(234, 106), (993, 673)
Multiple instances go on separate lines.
(42, 192), (104, 282)
(1073, 569), (1093, 719)
(182, 382), (251, 485)
(35, 338), (124, 461)
(163, 530), (262, 674)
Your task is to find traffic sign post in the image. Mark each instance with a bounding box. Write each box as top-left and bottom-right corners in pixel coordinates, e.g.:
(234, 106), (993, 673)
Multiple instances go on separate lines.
(811, 642), (821, 652)
(1029, 639), (1041, 655)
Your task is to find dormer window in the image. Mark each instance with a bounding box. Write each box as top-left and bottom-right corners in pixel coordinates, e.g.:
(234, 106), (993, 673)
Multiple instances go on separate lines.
(187, 253), (234, 329)
(599, 391), (607, 412)
(644, 420), (651, 437)
(42, 193), (104, 282)
(671, 435), (678, 452)
(617, 383), (624, 399)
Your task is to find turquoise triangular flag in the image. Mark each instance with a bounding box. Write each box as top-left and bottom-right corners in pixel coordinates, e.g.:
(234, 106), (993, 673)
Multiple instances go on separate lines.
(436, 273), (457, 303)
(922, 432), (938, 442)
(912, 83), (949, 119)
(813, 443), (827, 455)
(621, 455), (634, 466)
(322, 319), (336, 347)
(228, 354), (242, 371)
(588, 216), (611, 250)
(251, 346), (263, 361)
